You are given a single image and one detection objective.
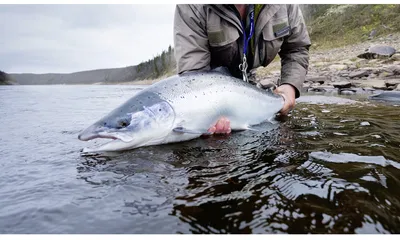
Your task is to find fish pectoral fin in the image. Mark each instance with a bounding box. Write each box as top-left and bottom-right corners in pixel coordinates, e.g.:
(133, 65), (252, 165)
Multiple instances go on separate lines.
(233, 124), (260, 132)
(173, 127), (210, 135)
(244, 126), (260, 131)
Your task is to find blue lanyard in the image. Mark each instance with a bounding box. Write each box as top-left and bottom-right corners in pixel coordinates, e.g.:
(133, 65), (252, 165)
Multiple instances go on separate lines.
(242, 9), (255, 57)
(239, 7), (255, 82)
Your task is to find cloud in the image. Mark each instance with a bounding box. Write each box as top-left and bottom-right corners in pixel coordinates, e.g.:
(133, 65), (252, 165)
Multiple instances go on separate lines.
(0, 4), (176, 73)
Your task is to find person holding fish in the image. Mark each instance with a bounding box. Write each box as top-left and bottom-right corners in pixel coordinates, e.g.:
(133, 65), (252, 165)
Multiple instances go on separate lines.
(174, 4), (311, 134)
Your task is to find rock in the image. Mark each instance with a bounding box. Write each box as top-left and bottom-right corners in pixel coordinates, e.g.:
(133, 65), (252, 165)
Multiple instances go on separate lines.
(303, 82), (311, 88)
(385, 78), (400, 87)
(311, 82), (321, 88)
(328, 64), (348, 71)
(359, 80), (387, 90)
(313, 62), (326, 67)
(309, 85), (337, 93)
(340, 90), (356, 95)
(396, 85), (400, 91)
(349, 70), (370, 78)
(360, 121), (370, 126)
(379, 71), (394, 78)
(305, 76), (329, 84)
(356, 59), (369, 65)
(338, 70), (350, 77)
(333, 81), (352, 88)
(257, 78), (276, 89)
(369, 29), (377, 38)
(368, 73), (377, 79)
(361, 87), (377, 93)
(339, 88), (357, 93)
(389, 65), (400, 75)
(308, 87), (326, 92)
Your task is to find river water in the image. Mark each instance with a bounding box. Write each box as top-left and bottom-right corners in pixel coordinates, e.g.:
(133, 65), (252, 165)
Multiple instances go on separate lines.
(0, 85), (399, 233)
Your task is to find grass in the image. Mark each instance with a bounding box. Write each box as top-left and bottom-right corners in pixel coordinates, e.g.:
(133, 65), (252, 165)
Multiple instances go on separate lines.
(308, 4), (400, 50)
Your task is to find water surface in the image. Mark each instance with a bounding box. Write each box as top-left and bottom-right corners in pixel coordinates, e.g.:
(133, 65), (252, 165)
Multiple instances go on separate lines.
(0, 85), (399, 233)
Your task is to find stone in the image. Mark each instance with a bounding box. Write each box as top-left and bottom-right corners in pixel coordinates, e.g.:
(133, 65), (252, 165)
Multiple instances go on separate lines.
(339, 88), (357, 93)
(311, 82), (321, 88)
(349, 70), (369, 78)
(313, 62), (326, 67)
(379, 71), (394, 78)
(360, 121), (370, 126)
(359, 80), (387, 90)
(385, 78), (400, 87)
(305, 76), (329, 84)
(333, 81), (352, 88)
(257, 78), (276, 89)
(368, 73), (377, 79)
(329, 64), (348, 71)
(309, 85), (337, 93)
(340, 90), (356, 95)
(389, 65), (400, 75)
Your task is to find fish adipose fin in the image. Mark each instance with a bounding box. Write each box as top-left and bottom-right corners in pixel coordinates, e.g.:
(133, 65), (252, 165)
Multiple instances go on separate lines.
(173, 127), (212, 135)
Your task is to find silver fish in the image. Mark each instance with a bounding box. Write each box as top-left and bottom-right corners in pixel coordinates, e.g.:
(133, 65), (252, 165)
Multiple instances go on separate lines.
(78, 70), (284, 152)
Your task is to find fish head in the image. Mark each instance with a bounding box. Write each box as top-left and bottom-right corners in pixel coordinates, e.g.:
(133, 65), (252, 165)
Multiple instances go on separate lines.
(78, 101), (175, 152)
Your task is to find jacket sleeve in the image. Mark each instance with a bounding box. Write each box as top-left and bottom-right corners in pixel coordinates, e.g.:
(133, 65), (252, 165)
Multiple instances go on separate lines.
(278, 4), (311, 98)
(174, 5), (211, 74)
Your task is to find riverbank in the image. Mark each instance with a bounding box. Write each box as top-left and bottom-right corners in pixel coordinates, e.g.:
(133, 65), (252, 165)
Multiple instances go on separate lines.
(252, 33), (400, 95)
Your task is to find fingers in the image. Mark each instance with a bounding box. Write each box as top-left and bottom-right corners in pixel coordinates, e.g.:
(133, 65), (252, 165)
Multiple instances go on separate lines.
(208, 117), (231, 134)
(274, 84), (296, 116)
(279, 93), (294, 116)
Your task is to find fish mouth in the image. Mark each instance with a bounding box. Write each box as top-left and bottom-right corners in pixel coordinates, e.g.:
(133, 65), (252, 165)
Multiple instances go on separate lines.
(78, 132), (118, 141)
(78, 127), (134, 142)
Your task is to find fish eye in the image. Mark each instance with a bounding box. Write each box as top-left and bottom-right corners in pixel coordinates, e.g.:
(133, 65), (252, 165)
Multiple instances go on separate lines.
(118, 120), (129, 128)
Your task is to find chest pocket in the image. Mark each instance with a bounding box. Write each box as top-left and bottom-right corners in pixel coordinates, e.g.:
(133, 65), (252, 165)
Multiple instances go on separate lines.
(259, 17), (291, 66)
(207, 17), (240, 47)
(207, 18), (241, 72)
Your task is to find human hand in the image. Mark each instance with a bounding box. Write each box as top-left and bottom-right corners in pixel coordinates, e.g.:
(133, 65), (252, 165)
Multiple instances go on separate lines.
(208, 117), (231, 134)
(274, 84), (296, 116)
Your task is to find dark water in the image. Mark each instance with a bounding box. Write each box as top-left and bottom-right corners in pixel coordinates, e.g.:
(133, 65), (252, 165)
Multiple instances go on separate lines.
(0, 85), (399, 234)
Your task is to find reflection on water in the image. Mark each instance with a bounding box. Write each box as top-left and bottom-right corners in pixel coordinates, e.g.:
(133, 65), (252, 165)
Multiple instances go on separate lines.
(1, 86), (399, 233)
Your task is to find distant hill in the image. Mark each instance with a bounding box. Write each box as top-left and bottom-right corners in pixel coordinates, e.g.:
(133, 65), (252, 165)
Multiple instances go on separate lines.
(10, 46), (176, 85)
(9, 4), (400, 85)
(0, 70), (17, 85)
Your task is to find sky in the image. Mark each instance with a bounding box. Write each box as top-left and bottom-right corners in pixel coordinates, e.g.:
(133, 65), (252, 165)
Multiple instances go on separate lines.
(0, 4), (176, 74)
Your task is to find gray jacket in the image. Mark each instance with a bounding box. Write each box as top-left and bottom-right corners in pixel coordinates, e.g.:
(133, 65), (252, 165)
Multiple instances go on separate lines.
(173, 4), (311, 97)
